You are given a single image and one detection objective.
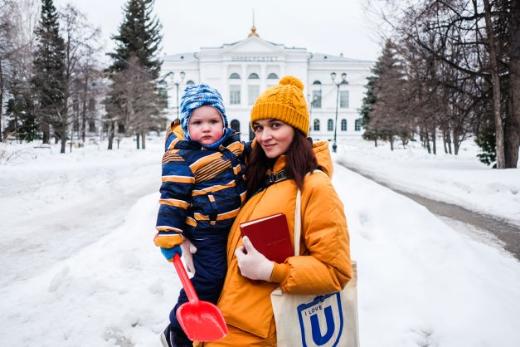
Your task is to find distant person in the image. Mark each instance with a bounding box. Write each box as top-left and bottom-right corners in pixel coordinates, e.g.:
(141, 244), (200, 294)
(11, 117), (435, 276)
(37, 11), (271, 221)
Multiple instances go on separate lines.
(154, 84), (246, 347)
(204, 76), (353, 345)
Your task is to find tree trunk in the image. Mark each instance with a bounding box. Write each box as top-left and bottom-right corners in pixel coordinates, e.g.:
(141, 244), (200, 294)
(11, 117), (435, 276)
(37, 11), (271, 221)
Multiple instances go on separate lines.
(425, 131), (431, 154)
(483, 0), (506, 168)
(432, 127), (437, 155)
(453, 128), (461, 155)
(81, 74), (89, 144)
(60, 132), (66, 153)
(107, 121), (115, 150)
(141, 132), (146, 149)
(374, 138), (378, 147)
(505, 0), (520, 168)
(0, 59), (3, 142)
(389, 136), (394, 151)
(446, 129), (452, 154)
(81, 99), (87, 143)
(136, 133), (140, 149)
(42, 121), (50, 144)
(443, 129), (448, 154)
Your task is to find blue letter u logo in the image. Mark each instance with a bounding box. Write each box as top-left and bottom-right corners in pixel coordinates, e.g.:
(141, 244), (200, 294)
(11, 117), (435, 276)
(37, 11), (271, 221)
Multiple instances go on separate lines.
(310, 305), (335, 345)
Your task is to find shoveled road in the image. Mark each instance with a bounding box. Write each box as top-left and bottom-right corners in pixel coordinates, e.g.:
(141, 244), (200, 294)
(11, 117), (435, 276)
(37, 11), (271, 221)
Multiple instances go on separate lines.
(338, 162), (520, 261)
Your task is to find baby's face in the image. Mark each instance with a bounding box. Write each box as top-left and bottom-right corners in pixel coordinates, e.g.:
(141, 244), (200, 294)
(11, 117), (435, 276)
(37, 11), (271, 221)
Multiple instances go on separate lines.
(188, 106), (224, 145)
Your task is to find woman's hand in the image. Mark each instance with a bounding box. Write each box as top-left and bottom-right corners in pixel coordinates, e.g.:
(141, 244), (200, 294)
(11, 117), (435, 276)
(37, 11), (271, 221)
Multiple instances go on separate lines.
(235, 236), (274, 281)
(181, 239), (198, 274)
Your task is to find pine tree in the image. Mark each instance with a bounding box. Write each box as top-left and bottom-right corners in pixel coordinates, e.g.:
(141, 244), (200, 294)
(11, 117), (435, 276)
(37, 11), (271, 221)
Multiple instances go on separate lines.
(106, 0), (162, 78)
(32, 0), (66, 146)
(5, 84), (38, 142)
(363, 40), (409, 150)
(104, 0), (165, 150)
(360, 61), (381, 146)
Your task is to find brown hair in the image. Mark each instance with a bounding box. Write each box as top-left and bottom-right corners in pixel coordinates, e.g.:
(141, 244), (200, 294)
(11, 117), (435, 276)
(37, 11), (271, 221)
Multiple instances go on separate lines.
(246, 130), (318, 198)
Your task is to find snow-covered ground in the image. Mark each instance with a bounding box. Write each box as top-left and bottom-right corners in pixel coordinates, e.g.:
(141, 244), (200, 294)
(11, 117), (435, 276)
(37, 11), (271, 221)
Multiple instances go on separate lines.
(337, 138), (520, 226)
(0, 137), (519, 346)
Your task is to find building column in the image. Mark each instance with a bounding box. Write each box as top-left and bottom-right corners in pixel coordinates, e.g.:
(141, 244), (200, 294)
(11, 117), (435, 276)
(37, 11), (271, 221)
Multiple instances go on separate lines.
(241, 64), (247, 105)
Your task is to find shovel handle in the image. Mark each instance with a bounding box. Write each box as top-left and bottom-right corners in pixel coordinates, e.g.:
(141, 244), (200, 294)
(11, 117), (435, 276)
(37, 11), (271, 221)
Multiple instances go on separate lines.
(173, 254), (199, 304)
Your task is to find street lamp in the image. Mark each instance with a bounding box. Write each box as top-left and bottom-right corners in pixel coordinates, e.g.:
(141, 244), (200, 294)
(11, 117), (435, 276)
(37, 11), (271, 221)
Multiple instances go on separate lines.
(168, 71), (185, 119)
(330, 72), (348, 153)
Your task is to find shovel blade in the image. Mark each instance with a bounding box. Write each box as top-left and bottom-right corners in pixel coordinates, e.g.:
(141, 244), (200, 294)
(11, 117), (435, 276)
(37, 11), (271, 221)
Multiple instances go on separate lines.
(176, 300), (228, 342)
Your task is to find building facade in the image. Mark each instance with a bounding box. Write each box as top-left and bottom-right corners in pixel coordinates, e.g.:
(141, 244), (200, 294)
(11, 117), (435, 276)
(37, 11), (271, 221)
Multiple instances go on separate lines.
(163, 27), (373, 142)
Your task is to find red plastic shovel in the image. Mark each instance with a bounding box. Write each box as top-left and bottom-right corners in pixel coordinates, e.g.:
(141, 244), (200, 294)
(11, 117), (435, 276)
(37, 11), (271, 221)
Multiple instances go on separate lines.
(172, 254), (228, 342)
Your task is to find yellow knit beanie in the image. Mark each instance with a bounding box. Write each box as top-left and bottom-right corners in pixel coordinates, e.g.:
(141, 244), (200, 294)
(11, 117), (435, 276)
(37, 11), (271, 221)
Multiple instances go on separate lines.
(250, 75), (309, 135)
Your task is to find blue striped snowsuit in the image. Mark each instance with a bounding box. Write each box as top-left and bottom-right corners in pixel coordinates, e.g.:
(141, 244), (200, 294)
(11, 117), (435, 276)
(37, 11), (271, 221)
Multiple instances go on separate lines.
(155, 123), (246, 344)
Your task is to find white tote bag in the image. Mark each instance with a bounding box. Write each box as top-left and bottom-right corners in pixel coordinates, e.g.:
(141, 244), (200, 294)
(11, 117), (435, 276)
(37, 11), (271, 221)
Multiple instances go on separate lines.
(271, 190), (359, 347)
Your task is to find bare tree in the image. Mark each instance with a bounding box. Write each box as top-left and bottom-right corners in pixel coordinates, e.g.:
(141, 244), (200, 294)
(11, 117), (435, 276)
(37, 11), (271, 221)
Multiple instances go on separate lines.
(105, 56), (165, 150)
(367, 0), (519, 167)
(59, 4), (102, 147)
(1, 0), (39, 142)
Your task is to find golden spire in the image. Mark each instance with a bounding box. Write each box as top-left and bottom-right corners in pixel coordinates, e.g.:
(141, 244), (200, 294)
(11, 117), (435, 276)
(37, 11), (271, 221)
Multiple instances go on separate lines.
(248, 9), (259, 37)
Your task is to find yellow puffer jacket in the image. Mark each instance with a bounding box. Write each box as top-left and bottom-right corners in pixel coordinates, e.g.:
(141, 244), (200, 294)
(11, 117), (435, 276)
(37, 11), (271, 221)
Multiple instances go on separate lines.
(206, 140), (352, 346)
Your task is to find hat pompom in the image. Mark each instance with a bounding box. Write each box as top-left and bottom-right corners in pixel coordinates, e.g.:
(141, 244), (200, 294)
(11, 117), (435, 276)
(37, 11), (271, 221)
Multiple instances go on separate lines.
(279, 76), (304, 91)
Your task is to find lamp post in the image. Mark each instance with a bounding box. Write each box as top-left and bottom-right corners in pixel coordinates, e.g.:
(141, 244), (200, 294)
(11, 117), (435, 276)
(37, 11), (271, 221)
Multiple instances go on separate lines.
(168, 71), (185, 119)
(330, 72), (348, 153)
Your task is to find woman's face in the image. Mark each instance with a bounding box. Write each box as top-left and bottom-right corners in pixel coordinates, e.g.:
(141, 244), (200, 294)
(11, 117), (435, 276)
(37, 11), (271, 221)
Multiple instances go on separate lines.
(252, 119), (295, 158)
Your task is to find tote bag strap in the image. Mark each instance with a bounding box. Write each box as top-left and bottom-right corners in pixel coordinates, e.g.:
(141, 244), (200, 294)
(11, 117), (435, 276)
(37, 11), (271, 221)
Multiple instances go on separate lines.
(294, 189), (302, 256)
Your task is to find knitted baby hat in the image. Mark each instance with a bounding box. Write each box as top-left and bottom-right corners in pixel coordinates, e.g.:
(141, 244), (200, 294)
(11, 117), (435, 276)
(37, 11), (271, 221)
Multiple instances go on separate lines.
(250, 75), (309, 135)
(179, 83), (228, 140)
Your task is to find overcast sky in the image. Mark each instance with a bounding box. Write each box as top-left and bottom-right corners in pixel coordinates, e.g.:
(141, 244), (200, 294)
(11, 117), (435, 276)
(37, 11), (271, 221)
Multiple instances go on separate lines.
(54, 0), (383, 61)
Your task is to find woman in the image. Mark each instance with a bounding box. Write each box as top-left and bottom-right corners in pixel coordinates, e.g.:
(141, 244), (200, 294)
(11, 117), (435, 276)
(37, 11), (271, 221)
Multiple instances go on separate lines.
(205, 76), (352, 346)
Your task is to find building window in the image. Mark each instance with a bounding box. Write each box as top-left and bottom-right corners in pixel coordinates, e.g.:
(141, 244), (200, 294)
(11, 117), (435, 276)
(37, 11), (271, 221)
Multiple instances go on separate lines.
(339, 90), (349, 108)
(355, 118), (362, 131)
(248, 73), (260, 79)
(230, 119), (240, 133)
(230, 85), (241, 105)
(327, 119), (334, 132)
(267, 73), (278, 79)
(229, 73), (241, 80)
(341, 119), (347, 131)
(313, 119), (320, 131)
(186, 80), (195, 86)
(311, 91), (322, 109)
(312, 81), (322, 108)
(248, 85), (260, 105)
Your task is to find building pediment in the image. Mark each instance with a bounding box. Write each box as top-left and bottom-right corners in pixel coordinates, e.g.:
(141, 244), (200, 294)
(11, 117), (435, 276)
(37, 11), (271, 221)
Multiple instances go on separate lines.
(223, 36), (284, 54)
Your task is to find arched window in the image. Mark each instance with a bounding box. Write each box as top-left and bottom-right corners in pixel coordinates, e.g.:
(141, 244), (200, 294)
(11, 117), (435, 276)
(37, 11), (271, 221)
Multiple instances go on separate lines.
(313, 119), (320, 131)
(267, 73), (279, 79)
(229, 73), (241, 79)
(248, 73), (260, 79)
(355, 118), (362, 131)
(341, 119), (347, 131)
(327, 119), (334, 132)
(312, 81), (322, 108)
(186, 80), (195, 86)
(230, 119), (240, 133)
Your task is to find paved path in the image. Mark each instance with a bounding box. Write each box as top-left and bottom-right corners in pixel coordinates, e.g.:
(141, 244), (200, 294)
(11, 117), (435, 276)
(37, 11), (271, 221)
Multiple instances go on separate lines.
(338, 162), (520, 261)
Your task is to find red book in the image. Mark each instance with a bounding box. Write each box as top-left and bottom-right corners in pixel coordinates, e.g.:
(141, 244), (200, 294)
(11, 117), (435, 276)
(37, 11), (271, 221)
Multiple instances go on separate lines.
(239, 213), (294, 263)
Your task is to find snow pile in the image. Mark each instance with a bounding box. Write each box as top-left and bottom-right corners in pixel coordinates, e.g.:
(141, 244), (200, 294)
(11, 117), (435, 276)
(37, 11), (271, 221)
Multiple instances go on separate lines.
(335, 165), (520, 347)
(337, 139), (520, 226)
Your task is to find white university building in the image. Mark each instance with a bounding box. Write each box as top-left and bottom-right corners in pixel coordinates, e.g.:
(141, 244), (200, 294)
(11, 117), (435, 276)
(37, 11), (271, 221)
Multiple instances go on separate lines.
(163, 27), (373, 143)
